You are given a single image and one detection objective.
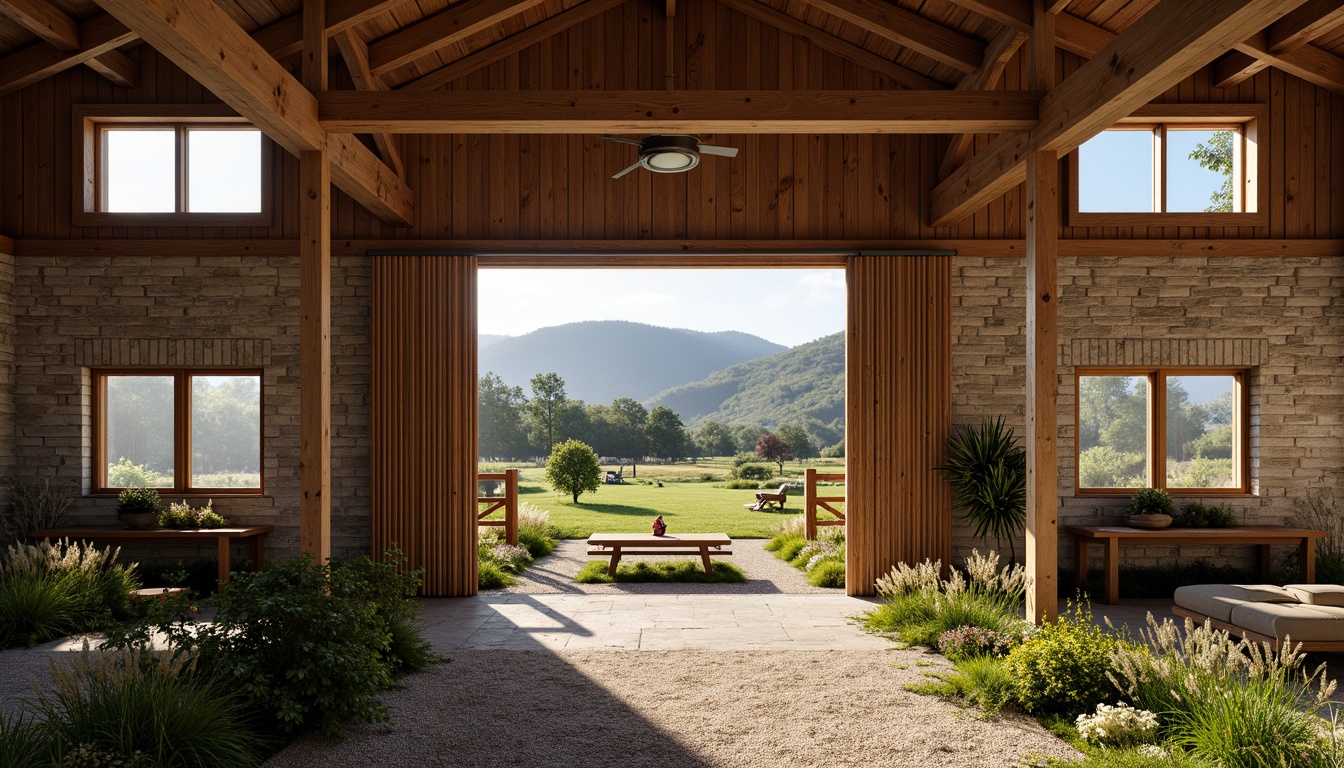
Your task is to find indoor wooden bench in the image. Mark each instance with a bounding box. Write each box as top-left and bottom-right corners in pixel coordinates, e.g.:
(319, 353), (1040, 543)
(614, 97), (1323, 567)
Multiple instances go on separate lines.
(586, 533), (733, 576)
(30, 525), (273, 584)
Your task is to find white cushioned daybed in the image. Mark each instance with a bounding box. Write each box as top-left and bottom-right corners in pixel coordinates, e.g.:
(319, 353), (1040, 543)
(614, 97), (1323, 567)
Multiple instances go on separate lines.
(1173, 583), (1344, 651)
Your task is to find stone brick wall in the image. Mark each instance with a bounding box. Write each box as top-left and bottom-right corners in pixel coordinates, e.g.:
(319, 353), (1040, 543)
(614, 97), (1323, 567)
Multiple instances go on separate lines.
(0, 246), (15, 506)
(951, 255), (1344, 574)
(11, 253), (372, 559)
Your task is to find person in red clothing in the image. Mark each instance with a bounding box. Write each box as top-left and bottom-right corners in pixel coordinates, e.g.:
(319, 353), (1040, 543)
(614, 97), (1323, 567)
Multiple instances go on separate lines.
(652, 515), (667, 536)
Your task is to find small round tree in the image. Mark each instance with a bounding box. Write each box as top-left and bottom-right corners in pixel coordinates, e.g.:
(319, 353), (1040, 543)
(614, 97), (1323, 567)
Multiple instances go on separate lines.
(546, 438), (602, 503)
(756, 431), (793, 476)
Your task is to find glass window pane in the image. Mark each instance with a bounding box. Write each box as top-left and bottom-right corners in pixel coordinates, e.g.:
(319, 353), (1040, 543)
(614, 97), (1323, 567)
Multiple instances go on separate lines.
(1078, 130), (1154, 212)
(1078, 375), (1149, 488)
(105, 376), (175, 487)
(187, 130), (262, 212)
(191, 375), (262, 489)
(1168, 129), (1237, 213)
(1166, 375), (1237, 488)
(105, 129), (176, 212)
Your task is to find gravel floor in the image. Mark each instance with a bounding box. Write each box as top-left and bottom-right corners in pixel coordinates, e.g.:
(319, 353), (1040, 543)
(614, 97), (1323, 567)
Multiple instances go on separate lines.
(502, 539), (840, 595)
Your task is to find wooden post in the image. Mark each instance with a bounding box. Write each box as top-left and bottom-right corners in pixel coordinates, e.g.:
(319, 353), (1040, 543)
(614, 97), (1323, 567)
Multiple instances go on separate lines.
(805, 467), (818, 540)
(1025, 149), (1060, 624)
(298, 0), (330, 563)
(505, 467), (519, 546)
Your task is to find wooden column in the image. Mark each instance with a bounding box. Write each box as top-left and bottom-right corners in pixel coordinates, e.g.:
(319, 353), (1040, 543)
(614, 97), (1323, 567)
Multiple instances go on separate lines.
(846, 255), (952, 596)
(371, 256), (478, 596)
(297, 0), (330, 562)
(1025, 150), (1060, 624)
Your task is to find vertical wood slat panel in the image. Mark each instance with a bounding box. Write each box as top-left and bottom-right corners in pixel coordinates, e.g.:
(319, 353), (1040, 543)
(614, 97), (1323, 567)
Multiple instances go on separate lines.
(845, 255), (951, 596)
(372, 256), (478, 596)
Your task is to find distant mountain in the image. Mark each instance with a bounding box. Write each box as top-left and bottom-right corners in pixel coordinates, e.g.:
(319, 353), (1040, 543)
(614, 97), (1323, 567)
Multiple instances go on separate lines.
(646, 332), (844, 427)
(478, 334), (510, 349)
(478, 321), (785, 405)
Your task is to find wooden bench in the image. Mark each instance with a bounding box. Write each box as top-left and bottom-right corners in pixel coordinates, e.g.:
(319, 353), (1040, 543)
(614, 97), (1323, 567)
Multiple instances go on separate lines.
(745, 484), (789, 511)
(586, 533), (733, 576)
(30, 525), (273, 584)
(1066, 525), (1330, 605)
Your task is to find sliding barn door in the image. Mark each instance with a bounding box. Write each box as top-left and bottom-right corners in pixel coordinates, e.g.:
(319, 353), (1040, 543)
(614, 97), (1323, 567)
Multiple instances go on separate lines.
(846, 255), (952, 596)
(371, 256), (478, 596)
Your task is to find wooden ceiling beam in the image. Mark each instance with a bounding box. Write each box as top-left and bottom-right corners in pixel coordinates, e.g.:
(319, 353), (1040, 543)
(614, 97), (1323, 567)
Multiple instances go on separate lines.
(93, 0), (413, 225)
(319, 89), (1039, 132)
(940, 27), (1028, 178)
(802, 0), (985, 74)
(0, 13), (135, 94)
(1235, 33), (1344, 93)
(712, 0), (948, 89)
(0, 0), (138, 87)
(366, 0), (548, 77)
(83, 49), (139, 85)
(253, 0), (412, 59)
(1265, 0), (1344, 52)
(1211, 49), (1270, 85)
(930, 0), (1313, 228)
(399, 0), (627, 91)
(941, 0), (1031, 33)
(333, 29), (404, 177)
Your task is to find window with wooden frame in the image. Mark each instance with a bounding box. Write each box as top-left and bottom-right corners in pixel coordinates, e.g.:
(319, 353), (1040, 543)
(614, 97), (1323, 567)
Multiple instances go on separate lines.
(74, 105), (272, 227)
(1069, 105), (1266, 227)
(1075, 368), (1249, 496)
(93, 368), (264, 494)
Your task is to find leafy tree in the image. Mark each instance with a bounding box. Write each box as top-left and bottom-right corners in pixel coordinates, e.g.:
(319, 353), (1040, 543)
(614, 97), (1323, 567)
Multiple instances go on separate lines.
(1189, 130), (1235, 213)
(603, 398), (649, 474)
(693, 420), (736, 457)
(525, 372), (569, 455)
(190, 376), (261, 477)
(478, 372), (528, 459)
(755, 430), (793, 475)
(1164, 379), (1210, 462)
(1079, 376), (1148, 456)
(732, 423), (769, 453)
(644, 406), (688, 462)
(775, 424), (818, 462)
(545, 439), (602, 503)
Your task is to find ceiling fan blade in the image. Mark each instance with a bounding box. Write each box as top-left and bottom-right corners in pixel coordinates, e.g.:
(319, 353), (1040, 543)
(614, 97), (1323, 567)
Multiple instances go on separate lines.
(698, 144), (739, 158)
(611, 161), (644, 179)
(602, 137), (643, 146)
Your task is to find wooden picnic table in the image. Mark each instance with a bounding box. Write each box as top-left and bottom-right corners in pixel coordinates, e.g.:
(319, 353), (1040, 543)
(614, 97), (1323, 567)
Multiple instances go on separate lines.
(1066, 525), (1330, 605)
(30, 525), (273, 584)
(586, 533), (733, 577)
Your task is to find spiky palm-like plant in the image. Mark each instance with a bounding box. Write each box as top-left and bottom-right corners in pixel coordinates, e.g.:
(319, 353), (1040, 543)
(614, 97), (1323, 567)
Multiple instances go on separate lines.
(940, 418), (1027, 564)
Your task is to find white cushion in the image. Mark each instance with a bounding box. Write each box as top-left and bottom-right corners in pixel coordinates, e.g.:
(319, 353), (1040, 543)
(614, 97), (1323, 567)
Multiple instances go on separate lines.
(1285, 584), (1344, 607)
(1228, 602), (1344, 643)
(1173, 584), (1299, 623)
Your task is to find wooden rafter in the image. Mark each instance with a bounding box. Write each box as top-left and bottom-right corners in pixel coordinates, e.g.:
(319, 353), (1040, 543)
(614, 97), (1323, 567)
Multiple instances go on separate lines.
(318, 90), (1040, 133)
(802, 0), (985, 74)
(1266, 0), (1344, 51)
(366, 0), (548, 77)
(711, 0), (948, 89)
(929, 0), (1314, 228)
(942, 0), (1031, 32)
(399, 0), (628, 91)
(253, 0), (411, 59)
(333, 30), (405, 177)
(939, 28), (1028, 178)
(92, 0), (413, 226)
(0, 13), (135, 94)
(0, 0), (137, 87)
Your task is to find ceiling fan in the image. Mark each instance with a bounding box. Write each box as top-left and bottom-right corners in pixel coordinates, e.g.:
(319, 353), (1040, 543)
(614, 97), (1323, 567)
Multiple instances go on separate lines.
(603, 135), (740, 179)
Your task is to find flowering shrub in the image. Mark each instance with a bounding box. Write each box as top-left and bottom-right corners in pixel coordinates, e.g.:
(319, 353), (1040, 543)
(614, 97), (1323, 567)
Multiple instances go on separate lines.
(158, 499), (228, 529)
(1075, 702), (1159, 748)
(937, 624), (1031, 661)
(875, 549), (1027, 600)
(486, 544), (533, 573)
(1005, 601), (1126, 716)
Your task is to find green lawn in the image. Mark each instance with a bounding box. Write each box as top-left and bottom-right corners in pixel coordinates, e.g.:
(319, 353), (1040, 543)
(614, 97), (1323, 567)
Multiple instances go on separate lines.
(483, 459), (844, 539)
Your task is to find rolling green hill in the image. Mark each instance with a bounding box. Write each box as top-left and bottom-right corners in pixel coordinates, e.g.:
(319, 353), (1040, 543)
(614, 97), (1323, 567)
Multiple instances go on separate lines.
(646, 332), (844, 427)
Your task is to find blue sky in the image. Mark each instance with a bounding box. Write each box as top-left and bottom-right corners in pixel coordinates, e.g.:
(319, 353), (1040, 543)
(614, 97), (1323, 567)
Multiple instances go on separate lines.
(478, 269), (846, 348)
(1079, 129), (1229, 212)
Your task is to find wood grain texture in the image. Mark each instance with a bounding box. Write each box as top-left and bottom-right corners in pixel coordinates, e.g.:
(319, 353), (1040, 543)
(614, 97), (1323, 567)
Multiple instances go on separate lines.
(299, 149), (331, 563)
(801, 0), (985, 74)
(0, 0), (79, 48)
(371, 256), (478, 596)
(0, 14), (136, 95)
(367, 0), (548, 76)
(845, 255), (952, 596)
(1025, 149), (1058, 624)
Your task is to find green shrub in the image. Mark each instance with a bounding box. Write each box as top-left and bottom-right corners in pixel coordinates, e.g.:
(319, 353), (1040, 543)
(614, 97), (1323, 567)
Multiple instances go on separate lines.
(477, 560), (515, 590)
(732, 463), (774, 481)
(116, 487), (160, 517)
(807, 559), (845, 588)
(1128, 488), (1173, 516)
(763, 533), (799, 552)
(862, 551), (1030, 648)
(37, 646), (265, 767)
(517, 529), (555, 559)
(575, 560), (745, 584)
(157, 500), (228, 529)
(0, 540), (139, 649)
(774, 537), (809, 562)
(1173, 500), (1237, 528)
(0, 711), (47, 768)
(908, 655), (1017, 714)
(106, 458), (169, 490)
(108, 552), (432, 739)
(720, 479), (760, 490)
(1, 479), (74, 545)
(1005, 601), (1122, 716)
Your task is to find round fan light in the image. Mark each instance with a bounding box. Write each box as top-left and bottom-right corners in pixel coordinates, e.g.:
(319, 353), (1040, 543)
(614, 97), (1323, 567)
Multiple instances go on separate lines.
(642, 147), (699, 173)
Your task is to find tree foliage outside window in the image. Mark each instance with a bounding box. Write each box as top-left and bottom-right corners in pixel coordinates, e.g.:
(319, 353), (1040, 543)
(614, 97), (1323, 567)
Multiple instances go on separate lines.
(1189, 130), (1235, 212)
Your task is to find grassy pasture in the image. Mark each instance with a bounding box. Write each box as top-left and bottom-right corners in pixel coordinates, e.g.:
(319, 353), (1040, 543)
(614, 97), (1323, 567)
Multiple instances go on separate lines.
(479, 458), (845, 539)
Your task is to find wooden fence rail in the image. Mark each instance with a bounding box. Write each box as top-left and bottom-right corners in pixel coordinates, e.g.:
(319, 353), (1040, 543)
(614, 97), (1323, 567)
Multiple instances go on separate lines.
(477, 468), (520, 545)
(804, 467), (846, 540)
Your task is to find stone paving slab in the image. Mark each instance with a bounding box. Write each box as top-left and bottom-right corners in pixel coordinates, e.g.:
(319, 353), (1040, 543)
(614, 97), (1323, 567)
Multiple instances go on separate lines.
(417, 593), (890, 651)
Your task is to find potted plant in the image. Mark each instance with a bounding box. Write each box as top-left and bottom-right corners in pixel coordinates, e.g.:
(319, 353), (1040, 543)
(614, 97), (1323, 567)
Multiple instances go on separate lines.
(1127, 488), (1174, 529)
(940, 417), (1027, 564)
(117, 487), (161, 529)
